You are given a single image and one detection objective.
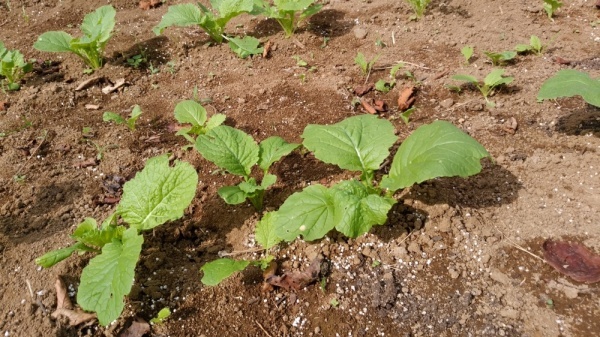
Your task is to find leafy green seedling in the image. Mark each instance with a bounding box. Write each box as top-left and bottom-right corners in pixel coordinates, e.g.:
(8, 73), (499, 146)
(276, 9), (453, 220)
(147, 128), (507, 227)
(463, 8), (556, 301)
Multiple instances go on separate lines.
(374, 62), (404, 93)
(461, 46), (474, 64)
(36, 155), (198, 325)
(537, 69), (600, 107)
(127, 54), (145, 69)
(201, 211), (281, 285)
(224, 35), (263, 58)
(354, 52), (380, 76)
(399, 107), (415, 124)
(543, 0), (562, 20)
(253, 0), (323, 38)
(484, 51), (517, 66)
(173, 99), (226, 146)
(103, 105), (143, 131)
(33, 5), (116, 70)
(0, 41), (33, 90)
(195, 126), (299, 210)
(452, 69), (514, 107)
(269, 115), (489, 241)
(292, 55), (308, 67)
(153, 0), (255, 43)
(150, 307), (171, 324)
(515, 35), (544, 55)
(406, 0), (432, 19)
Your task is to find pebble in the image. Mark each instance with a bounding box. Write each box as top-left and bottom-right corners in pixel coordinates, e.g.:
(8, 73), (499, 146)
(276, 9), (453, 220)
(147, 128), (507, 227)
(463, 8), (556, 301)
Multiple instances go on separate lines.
(489, 268), (511, 285)
(408, 242), (422, 254)
(353, 28), (368, 39)
(440, 98), (454, 108)
(449, 268), (460, 279)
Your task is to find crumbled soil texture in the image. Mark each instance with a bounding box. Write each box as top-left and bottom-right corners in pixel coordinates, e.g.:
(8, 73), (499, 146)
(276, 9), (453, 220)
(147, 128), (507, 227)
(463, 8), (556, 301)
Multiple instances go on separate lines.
(1, 0), (600, 336)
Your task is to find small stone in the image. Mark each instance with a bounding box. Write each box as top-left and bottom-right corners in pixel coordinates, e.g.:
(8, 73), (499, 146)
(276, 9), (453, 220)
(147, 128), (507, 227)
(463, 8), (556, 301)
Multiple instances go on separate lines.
(353, 28), (368, 39)
(449, 268), (459, 279)
(489, 268), (511, 285)
(438, 218), (451, 233)
(407, 242), (421, 254)
(440, 98), (454, 108)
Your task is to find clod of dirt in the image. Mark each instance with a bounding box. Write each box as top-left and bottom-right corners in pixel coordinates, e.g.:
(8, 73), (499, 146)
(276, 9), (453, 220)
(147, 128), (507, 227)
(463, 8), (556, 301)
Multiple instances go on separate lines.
(397, 86), (416, 111)
(543, 239), (600, 283)
(553, 57), (571, 65)
(265, 254), (326, 291)
(84, 104), (101, 110)
(500, 117), (518, 135)
(0, 101), (7, 111)
(353, 84), (373, 96)
(118, 317), (151, 337)
(73, 157), (98, 168)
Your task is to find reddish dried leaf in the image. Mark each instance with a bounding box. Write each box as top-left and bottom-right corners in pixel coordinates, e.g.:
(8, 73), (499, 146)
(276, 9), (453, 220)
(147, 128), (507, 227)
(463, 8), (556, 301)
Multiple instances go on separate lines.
(373, 99), (387, 112)
(52, 308), (96, 326)
(139, 0), (161, 10)
(543, 239), (600, 283)
(553, 57), (571, 65)
(0, 101), (7, 111)
(118, 317), (151, 337)
(261, 261), (277, 292)
(55, 278), (72, 310)
(73, 157), (98, 168)
(265, 254), (323, 291)
(360, 98), (377, 114)
(397, 86), (416, 111)
(353, 84), (373, 96)
(263, 40), (272, 58)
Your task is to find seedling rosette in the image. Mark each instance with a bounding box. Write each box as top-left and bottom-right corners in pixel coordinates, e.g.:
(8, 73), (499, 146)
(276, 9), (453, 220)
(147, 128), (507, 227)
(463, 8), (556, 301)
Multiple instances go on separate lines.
(0, 41), (33, 90)
(253, 0), (323, 38)
(452, 68), (514, 107)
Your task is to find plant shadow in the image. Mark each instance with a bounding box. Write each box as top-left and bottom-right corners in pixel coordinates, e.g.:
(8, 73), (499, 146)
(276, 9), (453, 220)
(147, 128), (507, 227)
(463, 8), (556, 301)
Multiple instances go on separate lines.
(555, 105), (600, 137)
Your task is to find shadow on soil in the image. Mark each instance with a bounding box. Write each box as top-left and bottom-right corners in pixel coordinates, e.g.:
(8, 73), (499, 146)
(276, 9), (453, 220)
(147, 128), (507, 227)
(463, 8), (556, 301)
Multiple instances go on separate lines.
(556, 106), (600, 137)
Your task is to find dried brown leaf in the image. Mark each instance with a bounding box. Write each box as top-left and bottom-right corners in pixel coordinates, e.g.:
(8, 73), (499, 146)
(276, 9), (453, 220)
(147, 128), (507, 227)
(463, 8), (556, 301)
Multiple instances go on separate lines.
(118, 317), (151, 337)
(353, 84), (373, 96)
(261, 261), (277, 292)
(263, 40), (272, 58)
(543, 239), (600, 283)
(0, 101), (7, 111)
(265, 254), (324, 291)
(373, 99), (387, 112)
(397, 86), (416, 111)
(553, 57), (571, 65)
(73, 157), (98, 168)
(52, 308), (96, 326)
(102, 78), (127, 94)
(360, 98), (377, 115)
(55, 278), (72, 310)
(75, 76), (104, 91)
(84, 104), (101, 110)
(139, 0), (162, 10)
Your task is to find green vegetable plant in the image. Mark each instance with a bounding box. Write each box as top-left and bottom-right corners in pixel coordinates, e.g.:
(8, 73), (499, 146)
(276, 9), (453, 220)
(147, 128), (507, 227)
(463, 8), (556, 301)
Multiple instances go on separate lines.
(406, 0), (432, 19)
(35, 155), (198, 326)
(452, 68), (514, 107)
(173, 99), (226, 146)
(542, 0), (562, 20)
(374, 63), (404, 93)
(150, 307), (171, 325)
(461, 46), (474, 64)
(252, 0), (323, 38)
(0, 42), (33, 90)
(33, 5), (116, 70)
(153, 0), (255, 43)
(195, 126), (299, 210)
(103, 105), (143, 131)
(223, 35), (263, 58)
(515, 35), (544, 55)
(354, 52), (380, 76)
(537, 69), (600, 107)
(484, 50), (517, 66)
(271, 114), (490, 242)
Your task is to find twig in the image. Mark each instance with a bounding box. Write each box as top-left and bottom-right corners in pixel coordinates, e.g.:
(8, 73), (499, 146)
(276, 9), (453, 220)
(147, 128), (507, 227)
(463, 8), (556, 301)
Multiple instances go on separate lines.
(255, 320), (274, 337)
(394, 61), (431, 70)
(364, 66), (372, 85)
(391, 31), (396, 45)
(26, 279), (48, 314)
(218, 247), (264, 257)
(495, 227), (545, 262)
(0, 19), (8, 27)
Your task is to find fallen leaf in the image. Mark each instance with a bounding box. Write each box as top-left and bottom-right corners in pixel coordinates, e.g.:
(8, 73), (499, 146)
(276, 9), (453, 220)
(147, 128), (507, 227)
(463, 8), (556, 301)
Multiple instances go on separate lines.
(55, 278), (73, 310)
(553, 57), (571, 65)
(397, 86), (416, 111)
(52, 309), (96, 326)
(543, 239), (600, 283)
(75, 76), (105, 91)
(373, 99), (387, 112)
(139, 0), (162, 10)
(0, 101), (7, 111)
(265, 254), (325, 291)
(353, 84), (373, 96)
(263, 40), (272, 58)
(102, 78), (127, 94)
(118, 317), (151, 337)
(360, 98), (377, 114)
(73, 157), (98, 168)
(261, 261), (277, 292)
(85, 104), (101, 110)
(144, 135), (161, 143)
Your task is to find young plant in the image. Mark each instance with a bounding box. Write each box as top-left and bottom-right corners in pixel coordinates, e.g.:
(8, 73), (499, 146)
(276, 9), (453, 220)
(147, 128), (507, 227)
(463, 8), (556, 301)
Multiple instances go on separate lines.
(354, 52), (380, 76)
(35, 155), (198, 326)
(223, 35), (263, 58)
(33, 5), (116, 70)
(200, 211), (281, 285)
(268, 115), (489, 241)
(543, 0), (562, 20)
(103, 105), (143, 131)
(484, 50), (516, 66)
(515, 35), (544, 55)
(452, 68), (514, 107)
(195, 126), (299, 210)
(150, 307), (171, 325)
(461, 45), (474, 64)
(252, 0), (323, 38)
(153, 0), (255, 43)
(537, 69), (600, 108)
(375, 62), (404, 93)
(173, 99), (226, 146)
(0, 41), (33, 90)
(406, 0), (432, 19)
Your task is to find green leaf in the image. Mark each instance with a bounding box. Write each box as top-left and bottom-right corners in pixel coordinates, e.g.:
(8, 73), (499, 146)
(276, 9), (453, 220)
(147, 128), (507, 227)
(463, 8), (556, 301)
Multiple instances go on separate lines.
(35, 242), (88, 268)
(460, 46), (473, 63)
(205, 113), (226, 131)
(174, 100), (208, 127)
(33, 31), (74, 52)
(299, 3), (323, 19)
(258, 136), (299, 171)
(80, 5), (116, 43)
(117, 155), (198, 231)
(195, 125), (259, 177)
(381, 121), (490, 191)
(71, 217), (125, 249)
(274, 184), (337, 241)
(537, 69), (600, 107)
(302, 115), (397, 174)
(201, 258), (250, 286)
(514, 44), (531, 53)
(238, 178), (260, 193)
(261, 173), (277, 189)
(218, 185), (248, 204)
(150, 307), (171, 324)
(127, 105), (142, 131)
(273, 0), (315, 11)
(77, 228), (144, 326)
(530, 35), (542, 52)
(484, 68), (513, 87)
(375, 79), (392, 93)
(255, 212), (282, 249)
(331, 181), (395, 238)
(452, 74), (478, 84)
(153, 4), (204, 35)
(226, 36), (263, 59)
(215, 0), (255, 20)
(354, 52), (368, 74)
(103, 112), (126, 125)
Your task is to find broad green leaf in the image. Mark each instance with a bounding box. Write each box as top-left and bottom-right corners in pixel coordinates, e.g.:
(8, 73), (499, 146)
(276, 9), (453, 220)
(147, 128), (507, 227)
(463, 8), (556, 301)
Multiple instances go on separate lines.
(530, 35), (542, 52)
(238, 178), (260, 193)
(375, 79), (392, 93)
(302, 115), (396, 174)
(484, 68), (513, 87)
(80, 5), (116, 43)
(150, 307), (171, 324)
(499, 51), (516, 60)
(33, 31), (74, 53)
(274, 184), (337, 241)
(299, 3), (323, 19)
(103, 112), (126, 125)
(117, 155), (198, 231)
(331, 180), (395, 238)
(153, 4), (204, 35)
(215, 0), (254, 20)
(261, 173), (277, 189)
(174, 100), (208, 127)
(255, 212), (282, 249)
(274, 0), (315, 11)
(35, 242), (89, 268)
(514, 44), (531, 53)
(77, 228), (144, 326)
(460, 46), (473, 62)
(218, 185), (248, 204)
(72, 217), (125, 248)
(201, 258), (250, 286)
(195, 125), (259, 177)
(381, 121), (490, 191)
(537, 69), (600, 107)
(227, 36), (263, 59)
(205, 113), (226, 131)
(258, 136), (299, 171)
(452, 74), (478, 84)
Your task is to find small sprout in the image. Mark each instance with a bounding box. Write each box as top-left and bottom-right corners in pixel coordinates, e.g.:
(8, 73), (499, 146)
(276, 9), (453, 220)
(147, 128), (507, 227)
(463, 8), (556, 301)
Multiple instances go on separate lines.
(103, 105), (143, 131)
(0, 41), (33, 91)
(330, 298), (339, 308)
(321, 37), (330, 49)
(461, 46), (474, 64)
(484, 51), (517, 66)
(515, 35), (544, 55)
(399, 107), (416, 125)
(292, 55), (308, 67)
(451, 69), (514, 107)
(542, 0), (562, 20)
(354, 52), (380, 76)
(406, 0), (432, 19)
(150, 307), (171, 324)
(371, 260), (381, 267)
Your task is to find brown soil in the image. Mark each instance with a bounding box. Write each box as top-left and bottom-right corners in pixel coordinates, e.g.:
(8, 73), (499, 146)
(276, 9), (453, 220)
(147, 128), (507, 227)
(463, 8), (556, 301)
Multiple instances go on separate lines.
(1, 0), (600, 336)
